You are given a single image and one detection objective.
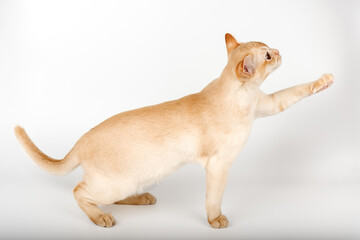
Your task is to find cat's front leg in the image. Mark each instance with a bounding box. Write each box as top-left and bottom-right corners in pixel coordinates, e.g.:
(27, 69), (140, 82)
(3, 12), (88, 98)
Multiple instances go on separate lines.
(205, 159), (230, 228)
(256, 73), (334, 118)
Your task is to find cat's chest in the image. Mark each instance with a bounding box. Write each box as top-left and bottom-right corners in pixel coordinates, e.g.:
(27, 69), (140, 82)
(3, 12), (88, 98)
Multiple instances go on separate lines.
(210, 90), (258, 156)
(236, 87), (258, 112)
(226, 88), (258, 124)
(207, 120), (253, 163)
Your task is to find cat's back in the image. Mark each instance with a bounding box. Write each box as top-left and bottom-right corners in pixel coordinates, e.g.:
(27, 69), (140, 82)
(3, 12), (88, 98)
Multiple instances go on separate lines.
(73, 92), (208, 151)
(95, 92), (207, 131)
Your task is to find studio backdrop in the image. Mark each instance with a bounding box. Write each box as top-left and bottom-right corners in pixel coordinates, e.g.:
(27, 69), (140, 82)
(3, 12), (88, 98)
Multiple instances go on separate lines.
(0, 0), (359, 239)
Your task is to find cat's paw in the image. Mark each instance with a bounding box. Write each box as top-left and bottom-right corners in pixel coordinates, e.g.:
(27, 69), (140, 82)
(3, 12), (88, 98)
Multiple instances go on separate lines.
(311, 73), (334, 94)
(138, 192), (157, 205)
(208, 214), (229, 228)
(114, 192), (157, 205)
(91, 213), (116, 228)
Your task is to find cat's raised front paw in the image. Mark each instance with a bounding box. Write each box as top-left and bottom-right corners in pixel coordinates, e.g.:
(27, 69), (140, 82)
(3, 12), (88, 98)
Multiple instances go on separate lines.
(312, 73), (334, 94)
(208, 214), (229, 228)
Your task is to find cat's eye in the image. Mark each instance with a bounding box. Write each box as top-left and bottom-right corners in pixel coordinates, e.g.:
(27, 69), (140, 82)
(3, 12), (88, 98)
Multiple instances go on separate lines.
(265, 52), (271, 60)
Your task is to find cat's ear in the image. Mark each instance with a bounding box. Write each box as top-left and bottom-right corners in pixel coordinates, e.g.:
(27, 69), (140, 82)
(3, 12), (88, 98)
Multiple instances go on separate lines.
(237, 55), (257, 78)
(225, 33), (240, 56)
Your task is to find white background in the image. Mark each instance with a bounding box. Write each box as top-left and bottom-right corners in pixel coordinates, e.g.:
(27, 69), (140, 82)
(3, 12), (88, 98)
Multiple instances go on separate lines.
(1, 0), (359, 239)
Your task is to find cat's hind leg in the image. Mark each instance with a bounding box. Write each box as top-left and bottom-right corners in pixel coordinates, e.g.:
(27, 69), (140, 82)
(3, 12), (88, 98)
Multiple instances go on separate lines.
(114, 192), (156, 205)
(73, 181), (116, 227)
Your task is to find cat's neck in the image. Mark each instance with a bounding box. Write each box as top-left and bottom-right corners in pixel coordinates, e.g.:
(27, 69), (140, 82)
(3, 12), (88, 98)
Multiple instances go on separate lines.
(201, 65), (259, 100)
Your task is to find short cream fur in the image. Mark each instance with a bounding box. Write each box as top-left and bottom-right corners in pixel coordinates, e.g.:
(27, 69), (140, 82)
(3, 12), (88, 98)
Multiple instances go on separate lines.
(14, 33), (334, 228)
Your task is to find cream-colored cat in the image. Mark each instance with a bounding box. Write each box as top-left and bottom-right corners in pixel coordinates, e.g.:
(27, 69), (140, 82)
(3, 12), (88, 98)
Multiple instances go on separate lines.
(14, 33), (334, 228)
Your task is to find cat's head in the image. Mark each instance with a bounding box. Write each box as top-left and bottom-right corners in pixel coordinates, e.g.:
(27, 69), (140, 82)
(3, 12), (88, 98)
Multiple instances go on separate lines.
(224, 33), (281, 84)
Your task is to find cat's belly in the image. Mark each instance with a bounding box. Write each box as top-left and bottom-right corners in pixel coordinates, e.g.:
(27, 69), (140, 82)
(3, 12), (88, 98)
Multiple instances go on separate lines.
(80, 130), (198, 187)
(135, 157), (188, 190)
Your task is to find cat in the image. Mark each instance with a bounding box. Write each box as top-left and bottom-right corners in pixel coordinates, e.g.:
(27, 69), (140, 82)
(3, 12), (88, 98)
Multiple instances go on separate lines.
(14, 33), (334, 228)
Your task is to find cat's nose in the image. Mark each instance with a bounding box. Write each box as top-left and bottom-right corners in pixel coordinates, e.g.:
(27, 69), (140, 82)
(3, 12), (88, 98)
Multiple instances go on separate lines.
(273, 49), (279, 55)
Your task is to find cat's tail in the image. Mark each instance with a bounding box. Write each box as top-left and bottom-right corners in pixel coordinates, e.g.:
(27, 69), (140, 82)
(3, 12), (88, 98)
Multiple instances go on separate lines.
(14, 126), (79, 175)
